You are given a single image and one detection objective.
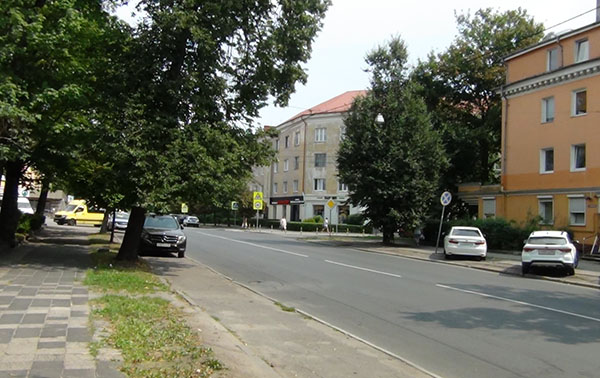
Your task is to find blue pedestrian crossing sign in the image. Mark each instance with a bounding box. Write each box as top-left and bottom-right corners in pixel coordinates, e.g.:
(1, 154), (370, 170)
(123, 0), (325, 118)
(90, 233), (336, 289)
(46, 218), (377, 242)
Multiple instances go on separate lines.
(440, 191), (452, 207)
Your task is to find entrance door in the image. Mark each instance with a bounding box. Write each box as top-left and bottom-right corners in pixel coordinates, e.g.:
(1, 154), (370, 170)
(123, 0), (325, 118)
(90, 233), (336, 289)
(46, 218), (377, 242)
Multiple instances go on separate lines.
(291, 205), (300, 221)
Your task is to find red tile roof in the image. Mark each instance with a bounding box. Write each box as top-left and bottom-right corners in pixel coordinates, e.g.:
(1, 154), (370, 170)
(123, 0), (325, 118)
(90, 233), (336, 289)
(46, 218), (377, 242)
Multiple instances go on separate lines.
(284, 90), (367, 124)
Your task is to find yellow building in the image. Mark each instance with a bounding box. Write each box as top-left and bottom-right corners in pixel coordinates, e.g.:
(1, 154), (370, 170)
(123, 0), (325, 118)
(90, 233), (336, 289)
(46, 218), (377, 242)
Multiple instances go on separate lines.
(460, 22), (600, 243)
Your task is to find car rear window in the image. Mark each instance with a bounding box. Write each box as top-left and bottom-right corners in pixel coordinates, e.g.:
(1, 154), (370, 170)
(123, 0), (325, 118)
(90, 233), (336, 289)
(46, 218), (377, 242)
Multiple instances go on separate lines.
(144, 216), (179, 229)
(452, 229), (481, 237)
(528, 236), (567, 245)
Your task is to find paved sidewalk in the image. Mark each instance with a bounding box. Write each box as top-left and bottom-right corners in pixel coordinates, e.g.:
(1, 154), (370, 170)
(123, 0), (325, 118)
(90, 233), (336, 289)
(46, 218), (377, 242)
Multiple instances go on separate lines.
(0, 225), (123, 378)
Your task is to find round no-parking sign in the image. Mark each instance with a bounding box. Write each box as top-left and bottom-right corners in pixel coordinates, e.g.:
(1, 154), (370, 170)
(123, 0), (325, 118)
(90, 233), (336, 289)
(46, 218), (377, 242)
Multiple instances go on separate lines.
(440, 191), (452, 207)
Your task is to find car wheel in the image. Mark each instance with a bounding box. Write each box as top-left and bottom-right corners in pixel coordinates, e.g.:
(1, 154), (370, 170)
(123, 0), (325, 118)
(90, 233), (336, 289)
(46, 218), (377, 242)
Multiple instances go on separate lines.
(443, 250), (449, 259)
(566, 265), (575, 276)
(521, 262), (531, 275)
(67, 219), (76, 226)
(178, 250), (185, 258)
(480, 256), (486, 261)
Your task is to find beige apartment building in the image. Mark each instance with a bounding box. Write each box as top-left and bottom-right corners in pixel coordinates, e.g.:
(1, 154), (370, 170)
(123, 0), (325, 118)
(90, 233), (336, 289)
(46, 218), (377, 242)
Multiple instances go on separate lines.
(254, 90), (366, 223)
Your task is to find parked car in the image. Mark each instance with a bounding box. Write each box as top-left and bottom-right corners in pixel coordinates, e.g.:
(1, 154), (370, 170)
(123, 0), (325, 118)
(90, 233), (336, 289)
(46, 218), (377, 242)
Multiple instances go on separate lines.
(182, 216), (199, 227)
(107, 211), (130, 231)
(17, 197), (34, 215)
(139, 214), (186, 258)
(522, 230), (579, 276)
(443, 226), (487, 260)
(170, 214), (187, 225)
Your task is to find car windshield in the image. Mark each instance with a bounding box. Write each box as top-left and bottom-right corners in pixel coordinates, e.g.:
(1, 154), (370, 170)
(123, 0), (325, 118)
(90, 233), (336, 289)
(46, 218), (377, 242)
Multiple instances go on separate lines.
(452, 229), (481, 237)
(188, 217), (198, 221)
(144, 216), (179, 230)
(116, 212), (129, 220)
(65, 204), (78, 212)
(17, 202), (30, 209)
(528, 236), (567, 245)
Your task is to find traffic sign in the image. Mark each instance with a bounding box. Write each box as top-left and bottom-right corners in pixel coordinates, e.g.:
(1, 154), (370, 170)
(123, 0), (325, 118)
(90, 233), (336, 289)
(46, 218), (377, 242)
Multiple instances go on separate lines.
(440, 191), (452, 207)
(253, 191), (263, 201)
(231, 201), (239, 210)
(253, 200), (263, 210)
(326, 199), (336, 209)
(181, 203), (189, 214)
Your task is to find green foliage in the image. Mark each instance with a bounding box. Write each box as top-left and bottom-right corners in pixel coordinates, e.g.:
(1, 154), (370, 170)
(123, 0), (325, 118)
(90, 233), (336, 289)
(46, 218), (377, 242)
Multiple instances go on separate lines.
(345, 213), (364, 225)
(16, 213), (46, 235)
(338, 36), (447, 244)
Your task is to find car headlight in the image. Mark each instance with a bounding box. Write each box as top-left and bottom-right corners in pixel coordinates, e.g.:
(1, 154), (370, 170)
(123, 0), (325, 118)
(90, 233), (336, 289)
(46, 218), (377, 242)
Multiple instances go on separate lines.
(177, 235), (186, 243)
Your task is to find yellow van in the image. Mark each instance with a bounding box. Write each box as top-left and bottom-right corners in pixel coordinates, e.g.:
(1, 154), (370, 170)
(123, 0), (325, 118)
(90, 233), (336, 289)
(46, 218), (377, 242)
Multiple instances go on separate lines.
(53, 200), (104, 226)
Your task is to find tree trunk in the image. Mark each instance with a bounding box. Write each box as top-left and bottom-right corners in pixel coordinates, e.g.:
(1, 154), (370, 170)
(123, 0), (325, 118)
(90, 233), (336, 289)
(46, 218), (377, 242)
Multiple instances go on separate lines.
(0, 161), (23, 247)
(35, 180), (50, 216)
(116, 206), (145, 261)
(100, 209), (110, 234)
(382, 224), (395, 245)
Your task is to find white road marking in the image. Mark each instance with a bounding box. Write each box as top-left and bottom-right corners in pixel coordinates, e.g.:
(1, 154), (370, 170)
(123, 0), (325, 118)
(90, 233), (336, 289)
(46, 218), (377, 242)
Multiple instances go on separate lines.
(437, 284), (600, 323)
(197, 231), (308, 257)
(325, 260), (402, 278)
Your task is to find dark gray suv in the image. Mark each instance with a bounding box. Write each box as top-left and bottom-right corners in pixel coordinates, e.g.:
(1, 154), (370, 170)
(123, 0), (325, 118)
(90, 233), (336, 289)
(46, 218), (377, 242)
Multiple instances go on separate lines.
(139, 215), (186, 258)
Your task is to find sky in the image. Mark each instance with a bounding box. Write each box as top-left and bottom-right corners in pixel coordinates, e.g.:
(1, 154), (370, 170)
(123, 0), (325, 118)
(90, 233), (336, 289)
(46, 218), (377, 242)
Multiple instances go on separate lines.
(116, 1), (598, 127)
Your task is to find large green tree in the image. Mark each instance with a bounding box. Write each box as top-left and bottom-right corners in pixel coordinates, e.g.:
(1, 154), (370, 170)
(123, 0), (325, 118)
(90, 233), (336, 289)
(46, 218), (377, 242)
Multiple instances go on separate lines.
(414, 8), (543, 191)
(338, 37), (447, 244)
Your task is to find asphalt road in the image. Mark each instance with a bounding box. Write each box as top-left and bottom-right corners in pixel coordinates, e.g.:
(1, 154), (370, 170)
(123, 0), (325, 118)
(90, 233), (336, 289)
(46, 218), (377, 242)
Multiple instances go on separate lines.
(183, 227), (600, 378)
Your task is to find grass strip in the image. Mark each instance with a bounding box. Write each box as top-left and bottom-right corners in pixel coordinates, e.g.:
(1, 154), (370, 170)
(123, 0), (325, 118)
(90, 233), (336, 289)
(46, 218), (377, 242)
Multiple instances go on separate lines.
(93, 295), (221, 377)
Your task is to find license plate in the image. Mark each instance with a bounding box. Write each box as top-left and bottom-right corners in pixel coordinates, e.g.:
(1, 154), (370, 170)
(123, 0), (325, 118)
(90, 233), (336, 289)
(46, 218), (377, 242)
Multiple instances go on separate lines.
(156, 243), (171, 248)
(538, 250), (555, 255)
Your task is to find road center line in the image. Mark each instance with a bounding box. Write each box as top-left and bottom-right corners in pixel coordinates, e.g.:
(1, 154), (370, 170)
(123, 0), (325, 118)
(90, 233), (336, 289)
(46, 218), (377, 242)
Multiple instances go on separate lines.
(437, 284), (600, 323)
(197, 231), (308, 258)
(325, 260), (402, 278)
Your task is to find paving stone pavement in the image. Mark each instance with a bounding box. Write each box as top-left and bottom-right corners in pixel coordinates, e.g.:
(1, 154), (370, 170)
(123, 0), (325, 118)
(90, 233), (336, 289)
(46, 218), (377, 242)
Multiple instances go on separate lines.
(0, 225), (124, 378)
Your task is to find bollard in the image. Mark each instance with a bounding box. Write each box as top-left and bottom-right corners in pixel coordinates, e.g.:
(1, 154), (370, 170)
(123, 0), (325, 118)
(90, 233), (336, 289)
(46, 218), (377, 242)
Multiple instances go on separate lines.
(271, 225), (273, 232)
(300, 227), (303, 236)
(346, 228), (349, 234)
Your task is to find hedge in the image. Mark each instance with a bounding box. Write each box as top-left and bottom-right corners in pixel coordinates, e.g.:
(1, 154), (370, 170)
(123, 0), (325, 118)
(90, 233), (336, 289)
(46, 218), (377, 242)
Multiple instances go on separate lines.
(259, 219), (372, 234)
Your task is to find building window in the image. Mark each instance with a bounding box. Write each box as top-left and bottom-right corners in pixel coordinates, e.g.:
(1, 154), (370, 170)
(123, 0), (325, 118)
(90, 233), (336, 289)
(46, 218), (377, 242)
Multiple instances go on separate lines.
(315, 128), (326, 142)
(575, 39), (589, 63)
(283, 181), (288, 193)
(293, 180), (299, 192)
(294, 131), (300, 146)
(338, 181), (348, 191)
(313, 205), (324, 217)
(283, 159), (289, 171)
(482, 198), (496, 219)
(541, 97), (554, 123)
(540, 148), (554, 173)
(273, 182), (278, 194)
(314, 178), (326, 191)
(294, 156), (299, 170)
(273, 161), (278, 173)
(315, 153), (326, 167)
(340, 126), (346, 141)
(538, 197), (553, 224)
(274, 139), (279, 151)
(572, 89), (587, 116)
(285, 135), (290, 148)
(547, 48), (559, 71)
(569, 196), (585, 226)
(571, 144), (586, 171)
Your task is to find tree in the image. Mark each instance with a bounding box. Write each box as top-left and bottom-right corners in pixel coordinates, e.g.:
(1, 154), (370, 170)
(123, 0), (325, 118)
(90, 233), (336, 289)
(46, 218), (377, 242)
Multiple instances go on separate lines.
(414, 8), (544, 189)
(338, 37), (447, 244)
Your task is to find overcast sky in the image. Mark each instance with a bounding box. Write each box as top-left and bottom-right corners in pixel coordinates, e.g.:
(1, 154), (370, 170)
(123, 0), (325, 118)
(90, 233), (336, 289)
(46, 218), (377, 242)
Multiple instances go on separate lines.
(116, 1), (598, 127)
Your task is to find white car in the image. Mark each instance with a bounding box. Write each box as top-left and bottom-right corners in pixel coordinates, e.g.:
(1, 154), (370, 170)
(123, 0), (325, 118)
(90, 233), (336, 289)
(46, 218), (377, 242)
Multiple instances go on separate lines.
(18, 197), (34, 215)
(522, 230), (579, 276)
(443, 226), (487, 260)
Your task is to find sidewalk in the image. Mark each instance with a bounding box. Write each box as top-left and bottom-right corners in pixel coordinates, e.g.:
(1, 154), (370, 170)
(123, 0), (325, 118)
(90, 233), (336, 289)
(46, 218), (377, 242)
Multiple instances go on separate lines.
(0, 225), (124, 378)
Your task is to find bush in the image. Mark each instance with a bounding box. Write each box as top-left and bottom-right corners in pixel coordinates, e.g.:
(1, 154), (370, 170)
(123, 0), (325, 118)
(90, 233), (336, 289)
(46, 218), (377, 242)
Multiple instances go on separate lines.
(345, 213), (364, 225)
(423, 216), (545, 251)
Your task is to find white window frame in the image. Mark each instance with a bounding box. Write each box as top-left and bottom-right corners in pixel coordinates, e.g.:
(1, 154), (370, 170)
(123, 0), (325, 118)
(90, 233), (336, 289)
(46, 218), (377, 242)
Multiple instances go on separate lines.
(540, 147), (554, 174)
(482, 197), (496, 219)
(572, 89), (587, 116)
(541, 96), (554, 123)
(293, 180), (299, 193)
(314, 178), (326, 191)
(538, 196), (554, 225)
(283, 159), (289, 171)
(273, 182), (278, 194)
(273, 161), (278, 173)
(568, 195), (586, 226)
(315, 128), (327, 142)
(314, 153), (326, 168)
(575, 38), (589, 63)
(274, 139), (279, 151)
(338, 181), (348, 192)
(294, 131), (300, 146)
(547, 47), (559, 71)
(283, 181), (288, 193)
(570, 144), (586, 172)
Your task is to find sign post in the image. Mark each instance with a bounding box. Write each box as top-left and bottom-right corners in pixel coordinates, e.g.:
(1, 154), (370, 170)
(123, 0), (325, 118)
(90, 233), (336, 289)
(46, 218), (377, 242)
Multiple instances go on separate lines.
(231, 201), (239, 227)
(326, 199), (336, 235)
(253, 192), (263, 230)
(435, 191), (452, 254)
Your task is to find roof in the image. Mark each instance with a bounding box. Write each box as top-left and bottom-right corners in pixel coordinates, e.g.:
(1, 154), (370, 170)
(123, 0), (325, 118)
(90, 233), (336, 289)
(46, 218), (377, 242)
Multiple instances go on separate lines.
(283, 90), (367, 124)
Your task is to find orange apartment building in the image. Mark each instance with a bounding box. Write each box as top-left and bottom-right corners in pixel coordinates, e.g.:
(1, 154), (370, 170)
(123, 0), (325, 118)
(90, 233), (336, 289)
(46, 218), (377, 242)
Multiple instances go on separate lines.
(460, 22), (600, 243)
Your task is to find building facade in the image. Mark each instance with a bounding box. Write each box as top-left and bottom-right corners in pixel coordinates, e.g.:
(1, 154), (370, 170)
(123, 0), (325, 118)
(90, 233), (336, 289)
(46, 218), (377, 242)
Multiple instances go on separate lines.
(460, 22), (600, 242)
(256, 90), (366, 224)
